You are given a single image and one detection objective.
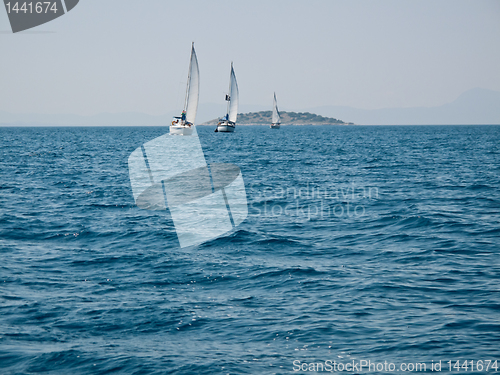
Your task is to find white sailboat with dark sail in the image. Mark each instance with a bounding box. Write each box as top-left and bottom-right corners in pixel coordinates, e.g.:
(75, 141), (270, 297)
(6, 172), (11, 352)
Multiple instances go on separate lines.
(216, 63), (239, 133)
(170, 43), (199, 136)
(270, 92), (281, 129)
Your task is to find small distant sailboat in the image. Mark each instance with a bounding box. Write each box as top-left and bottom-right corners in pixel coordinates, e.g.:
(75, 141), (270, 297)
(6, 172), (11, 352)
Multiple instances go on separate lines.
(270, 92), (281, 129)
(170, 43), (199, 136)
(216, 63), (239, 133)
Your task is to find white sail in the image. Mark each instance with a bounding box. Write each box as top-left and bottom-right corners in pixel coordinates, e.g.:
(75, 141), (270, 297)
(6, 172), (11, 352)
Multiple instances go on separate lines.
(184, 44), (199, 124)
(227, 63), (239, 123)
(272, 92), (280, 124)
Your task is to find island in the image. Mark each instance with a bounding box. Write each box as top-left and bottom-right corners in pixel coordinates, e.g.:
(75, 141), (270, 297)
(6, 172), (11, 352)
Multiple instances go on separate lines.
(200, 111), (354, 125)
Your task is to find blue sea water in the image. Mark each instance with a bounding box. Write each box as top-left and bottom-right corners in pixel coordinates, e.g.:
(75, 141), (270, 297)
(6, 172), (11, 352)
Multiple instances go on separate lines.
(1, 125), (499, 374)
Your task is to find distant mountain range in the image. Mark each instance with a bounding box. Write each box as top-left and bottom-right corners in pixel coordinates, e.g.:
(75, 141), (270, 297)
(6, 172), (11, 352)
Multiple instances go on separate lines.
(0, 111), (173, 127)
(308, 88), (500, 125)
(1, 88), (499, 126)
(200, 111), (353, 125)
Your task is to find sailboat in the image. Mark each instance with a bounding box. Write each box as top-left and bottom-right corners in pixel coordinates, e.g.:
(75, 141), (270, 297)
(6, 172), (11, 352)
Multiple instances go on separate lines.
(270, 92), (281, 129)
(170, 43), (199, 136)
(216, 63), (239, 133)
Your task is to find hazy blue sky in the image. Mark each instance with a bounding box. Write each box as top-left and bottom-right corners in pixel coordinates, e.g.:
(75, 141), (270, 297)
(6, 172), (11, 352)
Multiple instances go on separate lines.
(1, 0), (499, 116)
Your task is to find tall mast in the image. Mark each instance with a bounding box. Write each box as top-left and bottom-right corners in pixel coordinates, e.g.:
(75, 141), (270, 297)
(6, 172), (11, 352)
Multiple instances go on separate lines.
(275, 92), (279, 122)
(183, 43), (194, 112)
(226, 62), (233, 117)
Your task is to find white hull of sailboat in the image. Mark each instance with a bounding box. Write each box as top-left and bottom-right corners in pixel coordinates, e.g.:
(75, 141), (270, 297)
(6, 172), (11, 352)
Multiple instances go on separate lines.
(217, 122), (235, 132)
(170, 125), (194, 136)
(270, 123), (280, 129)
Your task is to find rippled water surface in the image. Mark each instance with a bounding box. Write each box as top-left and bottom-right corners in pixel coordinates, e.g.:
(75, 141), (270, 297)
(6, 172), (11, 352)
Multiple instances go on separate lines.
(1, 125), (499, 374)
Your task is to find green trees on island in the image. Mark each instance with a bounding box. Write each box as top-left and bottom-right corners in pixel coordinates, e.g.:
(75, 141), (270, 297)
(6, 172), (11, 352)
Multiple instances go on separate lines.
(203, 111), (352, 125)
